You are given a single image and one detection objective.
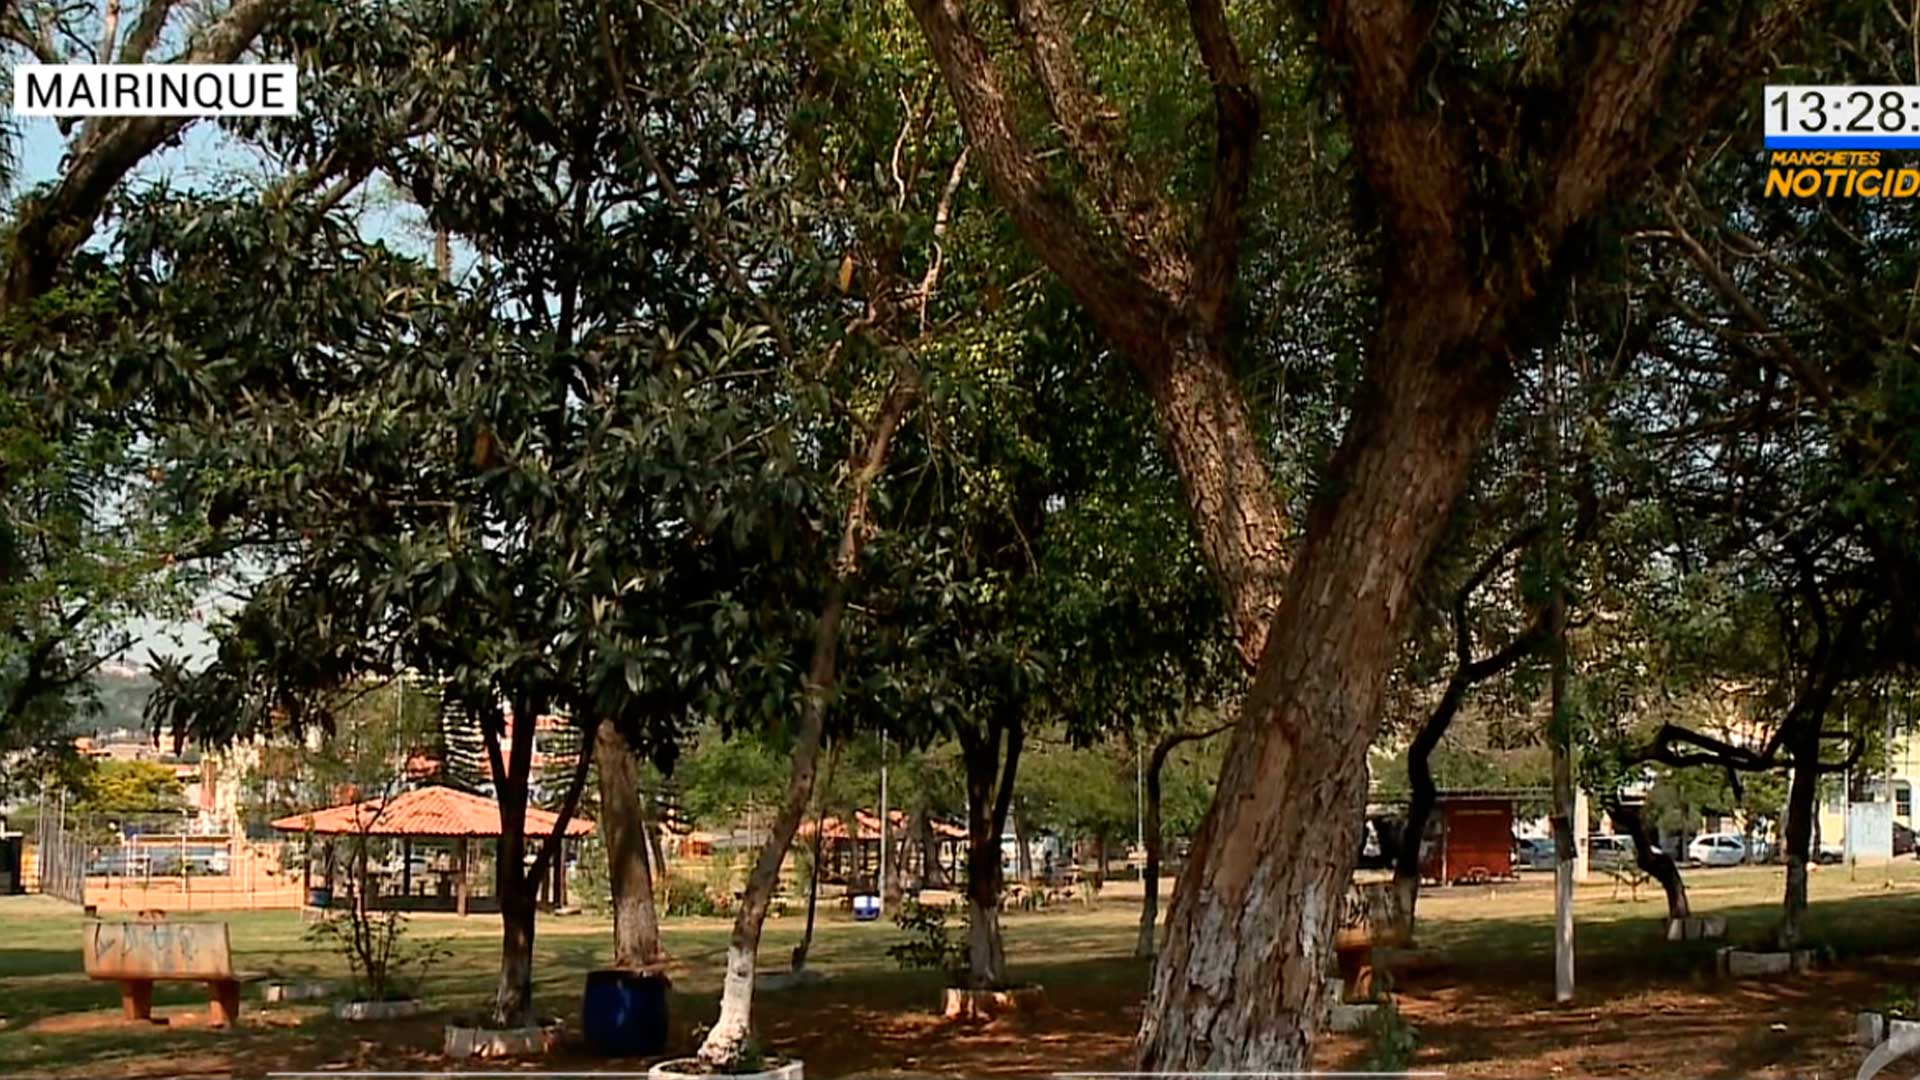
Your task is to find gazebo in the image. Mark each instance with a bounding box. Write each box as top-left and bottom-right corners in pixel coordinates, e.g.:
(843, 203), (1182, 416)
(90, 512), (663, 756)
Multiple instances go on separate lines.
(271, 785), (594, 915)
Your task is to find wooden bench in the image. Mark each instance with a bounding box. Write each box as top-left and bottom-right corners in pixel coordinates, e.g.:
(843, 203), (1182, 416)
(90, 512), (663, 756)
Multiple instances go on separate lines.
(83, 920), (262, 1026)
(1333, 882), (1412, 1001)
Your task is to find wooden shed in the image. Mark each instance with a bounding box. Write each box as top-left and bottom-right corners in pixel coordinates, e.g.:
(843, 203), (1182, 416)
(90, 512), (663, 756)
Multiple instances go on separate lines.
(1419, 795), (1515, 884)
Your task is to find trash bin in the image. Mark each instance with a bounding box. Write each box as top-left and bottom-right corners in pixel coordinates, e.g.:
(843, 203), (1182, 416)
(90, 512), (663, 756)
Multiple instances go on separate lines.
(582, 968), (671, 1057)
(309, 886), (333, 909)
(852, 894), (881, 921)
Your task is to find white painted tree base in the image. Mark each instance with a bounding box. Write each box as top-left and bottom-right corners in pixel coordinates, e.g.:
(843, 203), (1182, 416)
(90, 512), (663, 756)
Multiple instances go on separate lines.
(1664, 916), (1727, 941)
(942, 985), (1045, 1021)
(1715, 947), (1813, 977)
(1856, 1012), (1920, 1046)
(333, 999), (423, 1020)
(265, 980), (334, 1003)
(1326, 1001), (1381, 1034)
(648, 1056), (803, 1080)
(443, 1019), (563, 1058)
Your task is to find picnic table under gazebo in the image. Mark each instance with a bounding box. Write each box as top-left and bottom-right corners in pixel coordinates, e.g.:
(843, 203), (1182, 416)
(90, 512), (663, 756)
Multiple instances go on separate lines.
(271, 785), (594, 916)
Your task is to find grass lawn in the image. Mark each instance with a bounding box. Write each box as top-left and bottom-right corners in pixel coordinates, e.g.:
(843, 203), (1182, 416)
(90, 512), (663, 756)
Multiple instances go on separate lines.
(4, 861), (1920, 1077)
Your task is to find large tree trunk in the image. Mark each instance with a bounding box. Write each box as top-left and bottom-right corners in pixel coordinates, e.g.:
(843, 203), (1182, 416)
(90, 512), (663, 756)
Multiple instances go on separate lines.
(959, 713), (1023, 989)
(596, 724), (662, 970)
(908, 0), (1759, 1067)
(1609, 800), (1689, 920)
(696, 377), (915, 1068)
(1136, 322), (1509, 1071)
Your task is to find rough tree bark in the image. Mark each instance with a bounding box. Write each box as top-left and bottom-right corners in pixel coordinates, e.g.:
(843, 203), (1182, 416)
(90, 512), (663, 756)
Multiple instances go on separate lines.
(907, 0), (1790, 1067)
(596, 723), (663, 970)
(1607, 799), (1688, 920)
(1137, 722), (1232, 958)
(957, 712), (1023, 988)
(695, 376), (917, 1067)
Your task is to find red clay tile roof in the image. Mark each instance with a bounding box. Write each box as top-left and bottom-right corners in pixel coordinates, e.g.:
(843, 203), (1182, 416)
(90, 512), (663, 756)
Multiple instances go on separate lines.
(270, 785), (594, 839)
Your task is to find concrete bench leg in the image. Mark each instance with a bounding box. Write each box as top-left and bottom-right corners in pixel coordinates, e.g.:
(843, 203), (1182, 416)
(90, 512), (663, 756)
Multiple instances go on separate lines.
(209, 980), (241, 1027)
(1336, 946), (1376, 1001)
(120, 980), (154, 1021)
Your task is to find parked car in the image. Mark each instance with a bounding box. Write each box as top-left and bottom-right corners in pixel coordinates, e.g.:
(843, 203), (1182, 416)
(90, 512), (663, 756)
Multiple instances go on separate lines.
(1588, 834), (1635, 871)
(1688, 832), (1752, 866)
(1512, 835), (1556, 870)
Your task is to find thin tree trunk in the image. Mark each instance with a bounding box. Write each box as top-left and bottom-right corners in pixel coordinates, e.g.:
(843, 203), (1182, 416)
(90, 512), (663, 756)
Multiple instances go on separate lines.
(959, 714), (1023, 989)
(645, 791), (668, 899)
(1139, 722), (1233, 958)
(597, 724), (662, 970)
(1393, 682), (1461, 926)
(1012, 804), (1033, 886)
(1609, 800), (1689, 920)
(481, 700), (597, 1028)
(1777, 725), (1822, 950)
(696, 376), (915, 1068)
(917, 811), (948, 888)
(1395, 524), (1550, 931)
(793, 743), (841, 973)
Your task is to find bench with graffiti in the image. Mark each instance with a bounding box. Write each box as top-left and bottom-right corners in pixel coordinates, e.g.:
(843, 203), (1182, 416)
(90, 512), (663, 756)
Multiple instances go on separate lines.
(82, 920), (264, 1026)
(1333, 881), (1413, 1001)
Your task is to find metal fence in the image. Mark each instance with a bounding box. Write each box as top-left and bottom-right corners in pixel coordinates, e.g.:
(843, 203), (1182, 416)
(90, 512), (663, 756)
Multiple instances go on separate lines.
(25, 805), (305, 911)
(33, 802), (86, 906)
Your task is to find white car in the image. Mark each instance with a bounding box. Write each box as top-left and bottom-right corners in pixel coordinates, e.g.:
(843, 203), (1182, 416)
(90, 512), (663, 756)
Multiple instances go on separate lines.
(1688, 832), (1750, 866)
(1588, 834), (1635, 870)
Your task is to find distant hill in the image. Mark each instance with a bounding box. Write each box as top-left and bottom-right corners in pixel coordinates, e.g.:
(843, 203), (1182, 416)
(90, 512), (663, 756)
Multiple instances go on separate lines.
(81, 664), (157, 737)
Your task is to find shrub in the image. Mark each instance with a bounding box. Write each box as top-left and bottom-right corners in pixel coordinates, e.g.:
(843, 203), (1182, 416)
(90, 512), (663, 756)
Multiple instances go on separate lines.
(1359, 997), (1419, 1074)
(306, 905), (448, 1002)
(664, 869), (727, 917)
(886, 898), (967, 985)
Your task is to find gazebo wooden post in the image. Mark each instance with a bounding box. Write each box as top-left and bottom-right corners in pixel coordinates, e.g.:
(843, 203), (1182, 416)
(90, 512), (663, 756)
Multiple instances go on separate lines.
(302, 835), (312, 901)
(455, 836), (469, 917)
(402, 837), (413, 897)
(324, 840), (336, 896)
(552, 841), (566, 908)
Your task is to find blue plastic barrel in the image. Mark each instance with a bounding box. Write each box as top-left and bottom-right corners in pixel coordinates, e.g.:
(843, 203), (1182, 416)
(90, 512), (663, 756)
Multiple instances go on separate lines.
(308, 886), (332, 908)
(582, 969), (671, 1057)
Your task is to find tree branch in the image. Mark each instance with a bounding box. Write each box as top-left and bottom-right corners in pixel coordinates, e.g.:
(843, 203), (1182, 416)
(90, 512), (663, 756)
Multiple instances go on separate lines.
(1185, 0), (1259, 324)
(0, 0), (292, 315)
